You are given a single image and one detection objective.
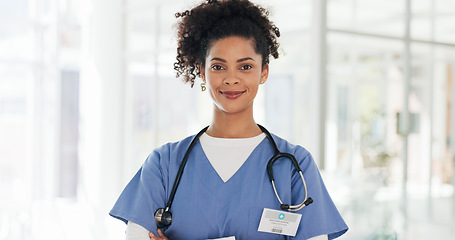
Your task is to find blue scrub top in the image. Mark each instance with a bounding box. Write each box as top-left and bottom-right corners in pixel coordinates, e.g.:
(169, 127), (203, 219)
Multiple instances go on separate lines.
(110, 132), (348, 240)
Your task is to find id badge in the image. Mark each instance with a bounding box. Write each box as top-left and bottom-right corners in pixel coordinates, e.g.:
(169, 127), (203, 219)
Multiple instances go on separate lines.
(257, 208), (302, 237)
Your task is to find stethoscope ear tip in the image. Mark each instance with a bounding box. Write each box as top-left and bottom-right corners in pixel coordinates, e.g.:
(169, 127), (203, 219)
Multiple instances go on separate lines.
(304, 197), (313, 206)
(280, 204), (290, 210)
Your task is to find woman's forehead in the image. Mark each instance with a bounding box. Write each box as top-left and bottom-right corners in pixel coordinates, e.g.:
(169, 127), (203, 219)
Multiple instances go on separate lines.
(206, 36), (260, 59)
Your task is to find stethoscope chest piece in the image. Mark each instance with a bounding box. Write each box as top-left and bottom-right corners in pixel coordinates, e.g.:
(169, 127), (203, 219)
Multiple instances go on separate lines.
(154, 208), (172, 229)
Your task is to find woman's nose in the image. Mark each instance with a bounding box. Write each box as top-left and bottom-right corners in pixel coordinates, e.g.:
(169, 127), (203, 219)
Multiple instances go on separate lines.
(223, 72), (240, 85)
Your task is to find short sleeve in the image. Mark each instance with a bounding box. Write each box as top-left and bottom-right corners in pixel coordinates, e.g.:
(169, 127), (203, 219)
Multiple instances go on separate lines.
(290, 149), (348, 240)
(109, 148), (170, 235)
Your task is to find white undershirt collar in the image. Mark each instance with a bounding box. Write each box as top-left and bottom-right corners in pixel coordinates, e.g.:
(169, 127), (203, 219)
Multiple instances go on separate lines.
(199, 133), (265, 182)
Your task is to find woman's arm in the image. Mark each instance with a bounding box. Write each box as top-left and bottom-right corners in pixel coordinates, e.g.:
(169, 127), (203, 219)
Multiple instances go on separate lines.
(126, 221), (169, 240)
(126, 221), (150, 240)
(127, 220), (325, 240)
(308, 234), (328, 240)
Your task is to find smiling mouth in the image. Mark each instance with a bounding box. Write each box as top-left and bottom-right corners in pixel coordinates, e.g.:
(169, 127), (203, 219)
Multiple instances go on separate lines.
(220, 90), (246, 99)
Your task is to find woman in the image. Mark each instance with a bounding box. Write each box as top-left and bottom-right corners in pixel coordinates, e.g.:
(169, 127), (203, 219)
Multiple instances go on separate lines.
(110, 0), (348, 239)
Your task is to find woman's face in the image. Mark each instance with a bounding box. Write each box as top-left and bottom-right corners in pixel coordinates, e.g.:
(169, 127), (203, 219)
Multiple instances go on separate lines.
(200, 36), (269, 116)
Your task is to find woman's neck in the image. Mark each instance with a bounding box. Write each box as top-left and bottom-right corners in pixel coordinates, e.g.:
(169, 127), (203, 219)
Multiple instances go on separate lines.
(206, 110), (262, 138)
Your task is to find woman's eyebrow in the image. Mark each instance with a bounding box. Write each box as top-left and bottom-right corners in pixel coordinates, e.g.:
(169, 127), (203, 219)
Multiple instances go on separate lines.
(237, 57), (255, 62)
(210, 57), (255, 62)
(210, 57), (226, 62)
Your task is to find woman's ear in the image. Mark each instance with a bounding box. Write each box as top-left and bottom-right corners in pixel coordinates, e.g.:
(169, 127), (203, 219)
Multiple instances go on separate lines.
(200, 65), (206, 82)
(260, 63), (269, 84)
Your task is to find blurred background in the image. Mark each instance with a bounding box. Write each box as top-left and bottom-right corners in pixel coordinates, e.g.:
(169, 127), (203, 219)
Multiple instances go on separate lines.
(1, 0), (454, 239)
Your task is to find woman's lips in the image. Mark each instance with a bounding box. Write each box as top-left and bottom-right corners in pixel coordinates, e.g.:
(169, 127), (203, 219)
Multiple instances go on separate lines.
(220, 90), (245, 99)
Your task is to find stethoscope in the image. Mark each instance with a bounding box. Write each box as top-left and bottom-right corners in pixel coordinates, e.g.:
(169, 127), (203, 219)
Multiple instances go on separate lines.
(154, 124), (313, 229)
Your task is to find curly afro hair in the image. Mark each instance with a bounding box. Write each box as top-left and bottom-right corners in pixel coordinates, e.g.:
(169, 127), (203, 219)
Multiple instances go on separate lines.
(174, 0), (281, 87)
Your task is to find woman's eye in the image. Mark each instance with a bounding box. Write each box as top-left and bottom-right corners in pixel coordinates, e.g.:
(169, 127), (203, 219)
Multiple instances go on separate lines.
(241, 65), (252, 70)
(211, 65), (224, 70)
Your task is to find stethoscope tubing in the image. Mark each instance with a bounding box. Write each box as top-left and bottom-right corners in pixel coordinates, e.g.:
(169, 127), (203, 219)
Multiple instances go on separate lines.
(271, 171), (308, 212)
(258, 124), (312, 212)
(165, 126), (209, 211)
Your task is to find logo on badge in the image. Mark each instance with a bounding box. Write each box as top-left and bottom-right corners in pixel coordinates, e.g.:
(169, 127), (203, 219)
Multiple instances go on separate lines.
(278, 213), (285, 220)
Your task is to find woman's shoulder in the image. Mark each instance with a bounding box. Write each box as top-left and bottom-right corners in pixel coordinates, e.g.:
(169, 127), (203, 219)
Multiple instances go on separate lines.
(270, 133), (312, 157)
(156, 134), (195, 152)
(142, 134), (197, 170)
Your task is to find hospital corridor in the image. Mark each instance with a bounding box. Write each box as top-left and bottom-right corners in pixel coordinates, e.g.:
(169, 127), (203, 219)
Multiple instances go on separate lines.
(0, 0), (454, 239)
